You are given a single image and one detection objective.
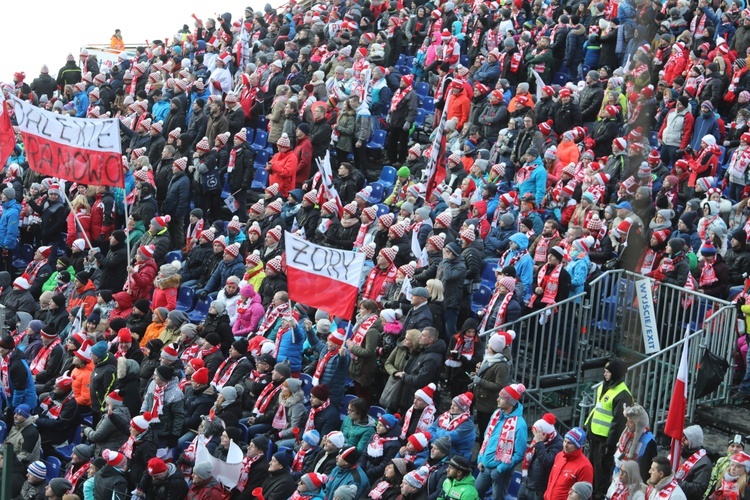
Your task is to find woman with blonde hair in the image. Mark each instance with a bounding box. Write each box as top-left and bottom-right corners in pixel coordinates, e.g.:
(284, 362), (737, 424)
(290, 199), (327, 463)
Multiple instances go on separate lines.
(606, 460), (646, 500)
(426, 279), (445, 340)
(66, 194), (91, 248)
(707, 452), (750, 500)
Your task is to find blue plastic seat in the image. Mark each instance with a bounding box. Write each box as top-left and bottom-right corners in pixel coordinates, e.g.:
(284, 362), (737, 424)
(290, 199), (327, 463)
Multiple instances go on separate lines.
(368, 182), (385, 204)
(0, 420), (6, 442)
(414, 109), (426, 127)
(421, 96), (435, 114)
(471, 286), (493, 314)
(239, 423), (250, 443)
(256, 116), (269, 131)
(300, 373), (313, 403)
(341, 394), (357, 417)
(396, 54), (406, 66)
(416, 82), (430, 97)
(251, 168), (269, 190)
(459, 54), (470, 67)
(366, 130), (387, 150)
(368, 405), (386, 419)
(12, 243), (34, 270)
(399, 66), (411, 75)
(188, 296), (211, 323)
(53, 424), (82, 462)
(244, 127), (255, 144)
(405, 56), (415, 67)
(378, 166), (398, 190)
(552, 72), (569, 86)
(505, 471), (523, 500)
(481, 262), (497, 287)
(45, 457), (62, 481)
(251, 130), (268, 151)
(254, 149), (270, 168)
(376, 204), (390, 218)
(166, 250), (182, 263)
(175, 286), (196, 313)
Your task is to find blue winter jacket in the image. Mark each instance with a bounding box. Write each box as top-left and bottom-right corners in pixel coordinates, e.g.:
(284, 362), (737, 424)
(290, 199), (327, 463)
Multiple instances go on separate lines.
(204, 255), (245, 293)
(307, 330), (351, 407)
(689, 113), (721, 151)
(8, 349), (37, 408)
(428, 413), (476, 460)
(151, 100), (170, 123)
(477, 403), (528, 474)
(517, 157), (547, 206)
(500, 233), (535, 303)
(484, 223), (517, 258)
(269, 322), (305, 373)
(326, 465), (370, 500)
(472, 62), (501, 88)
(74, 91), (89, 118)
(566, 254), (591, 298)
(0, 198), (21, 249)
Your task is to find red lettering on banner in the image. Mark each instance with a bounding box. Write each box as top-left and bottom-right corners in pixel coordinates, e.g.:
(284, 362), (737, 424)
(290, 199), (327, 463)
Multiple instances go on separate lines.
(21, 132), (123, 188)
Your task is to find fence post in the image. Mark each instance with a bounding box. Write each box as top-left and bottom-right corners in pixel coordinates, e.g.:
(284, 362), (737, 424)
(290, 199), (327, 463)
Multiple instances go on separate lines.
(1, 442), (16, 500)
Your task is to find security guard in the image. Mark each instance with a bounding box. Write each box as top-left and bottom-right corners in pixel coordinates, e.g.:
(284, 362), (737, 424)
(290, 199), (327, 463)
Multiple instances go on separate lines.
(585, 359), (633, 500)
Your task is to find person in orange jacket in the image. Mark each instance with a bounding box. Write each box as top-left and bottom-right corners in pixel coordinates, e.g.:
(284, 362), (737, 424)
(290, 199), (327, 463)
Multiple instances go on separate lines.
(68, 272), (98, 317)
(447, 80), (471, 131)
(267, 133), (298, 197)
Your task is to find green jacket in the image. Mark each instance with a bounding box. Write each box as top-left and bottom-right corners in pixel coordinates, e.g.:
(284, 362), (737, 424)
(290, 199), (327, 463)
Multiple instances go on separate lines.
(41, 265), (76, 293)
(439, 474), (480, 500)
(341, 415), (377, 453)
(128, 220), (146, 251)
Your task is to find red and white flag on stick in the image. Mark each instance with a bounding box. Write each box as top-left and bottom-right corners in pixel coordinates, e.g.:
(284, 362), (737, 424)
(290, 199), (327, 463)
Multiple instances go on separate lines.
(664, 327), (690, 471)
(425, 92), (452, 200)
(0, 92), (16, 166)
(317, 151), (343, 216)
(284, 231), (365, 318)
(7, 94), (124, 188)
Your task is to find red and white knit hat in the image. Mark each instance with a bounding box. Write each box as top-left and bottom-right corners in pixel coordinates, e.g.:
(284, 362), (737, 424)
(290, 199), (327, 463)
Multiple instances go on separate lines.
(533, 413), (557, 436)
(173, 157), (188, 171)
(322, 199), (339, 215)
(452, 392), (473, 412)
(499, 192), (516, 207)
(415, 383), (436, 404)
(303, 190), (318, 205)
(13, 275), (30, 290)
(379, 246), (399, 264)
(161, 344), (179, 361)
(362, 206), (378, 221)
(266, 183), (279, 197)
(459, 225), (476, 243)
(343, 202), (358, 216)
(277, 133), (291, 148)
(389, 221), (408, 238)
(213, 236), (227, 249)
(266, 256), (283, 273)
(408, 432), (431, 452)
(500, 383), (526, 405)
(250, 199), (265, 215)
(489, 330), (516, 352)
(235, 128), (247, 141)
(216, 132), (231, 147)
(491, 163), (506, 178)
(227, 216), (242, 232)
(428, 233), (446, 250)
(612, 137), (627, 151)
(102, 449), (127, 468)
(75, 340), (93, 362)
(404, 466), (430, 488)
(359, 242), (377, 260)
(131, 147), (147, 158)
(106, 390), (124, 406)
(131, 411), (155, 433)
(586, 214), (603, 232)
(268, 199), (283, 214)
(246, 250), (262, 267)
(398, 261), (416, 278)
(138, 245), (156, 259)
(378, 213), (395, 228)
(267, 225), (283, 242)
(329, 329), (347, 346)
(248, 222), (262, 237)
(224, 243), (241, 258)
(196, 137), (210, 152)
(435, 211), (452, 228)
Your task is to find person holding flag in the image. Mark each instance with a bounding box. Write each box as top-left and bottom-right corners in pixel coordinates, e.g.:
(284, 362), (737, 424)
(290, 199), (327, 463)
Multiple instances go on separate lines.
(675, 426), (711, 500)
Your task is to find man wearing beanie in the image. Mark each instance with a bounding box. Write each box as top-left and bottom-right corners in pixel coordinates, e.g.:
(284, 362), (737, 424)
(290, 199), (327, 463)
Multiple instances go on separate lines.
(426, 436), (452, 499)
(212, 338), (253, 390)
(584, 359), (632, 500)
(90, 340), (117, 426)
(400, 466), (430, 500)
(141, 364), (185, 448)
(303, 384), (342, 438)
(46, 477), (74, 500)
(262, 449), (297, 499)
(676, 425), (711, 500)
(305, 323), (351, 407)
(64, 443), (94, 498)
(442, 456), (480, 500)
(428, 391), (476, 461)
(235, 434), (272, 496)
(95, 229), (129, 293)
(311, 431), (347, 476)
(694, 239), (728, 298)
(520, 413), (563, 500)
(35, 375), (79, 452)
(6, 404), (41, 477)
(18, 460), (47, 499)
(245, 361), (291, 437)
(134, 456), (188, 499)
(544, 427), (593, 500)
(327, 447), (370, 500)
(569, 481), (593, 500)
(189, 461), (224, 498)
(726, 229), (750, 294)
(29, 324), (65, 392)
(476, 384), (528, 500)
(528, 245), (571, 310)
(180, 365), (216, 444)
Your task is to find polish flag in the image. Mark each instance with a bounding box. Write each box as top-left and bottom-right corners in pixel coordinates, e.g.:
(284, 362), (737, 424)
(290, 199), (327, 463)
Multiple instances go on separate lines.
(0, 92), (16, 166)
(664, 327), (690, 471)
(425, 92), (452, 200)
(284, 231), (365, 318)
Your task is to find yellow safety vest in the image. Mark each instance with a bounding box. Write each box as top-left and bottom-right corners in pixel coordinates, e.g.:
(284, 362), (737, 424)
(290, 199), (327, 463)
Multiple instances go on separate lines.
(586, 381), (632, 437)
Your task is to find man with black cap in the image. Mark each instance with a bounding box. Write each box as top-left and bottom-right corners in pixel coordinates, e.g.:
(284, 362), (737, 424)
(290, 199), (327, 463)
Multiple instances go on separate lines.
(584, 359), (632, 500)
(141, 364), (186, 448)
(235, 434), (271, 497)
(45, 477), (74, 500)
(725, 229), (750, 296)
(400, 287), (433, 335)
(95, 229), (129, 293)
(327, 447), (370, 500)
(257, 449), (296, 499)
(63, 443), (93, 498)
(245, 361), (291, 437)
(528, 246), (571, 311)
(212, 338), (253, 390)
(5, 404), (41, 474)
(437, 242), (467, 338)
(439, 456), (479, 500)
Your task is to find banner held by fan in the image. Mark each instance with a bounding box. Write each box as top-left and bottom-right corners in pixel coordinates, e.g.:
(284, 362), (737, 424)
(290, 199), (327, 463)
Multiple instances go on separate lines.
(284, 231), (365, 318)
(7, 94), (124, 188)
(0, 92), (16, 167)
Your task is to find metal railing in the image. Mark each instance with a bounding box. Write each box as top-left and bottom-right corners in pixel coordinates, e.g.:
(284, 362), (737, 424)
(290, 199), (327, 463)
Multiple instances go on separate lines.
(481, 269), (737, 430)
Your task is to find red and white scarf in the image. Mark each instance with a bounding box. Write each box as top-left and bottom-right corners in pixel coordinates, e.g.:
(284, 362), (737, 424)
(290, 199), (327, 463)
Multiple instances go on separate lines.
(522, 432), (556, 476)
(354, 222), (372, 248)
(390, 84), (413, 113)
(272, 402), (287, 430)
(272, 326), (291, 358)
(151, 383), (165, 417)
(479, 411), (517, 463)
(39, 391), (75, 419)
(609, 481), (630, 500)
(257, 302), (291, 336)
(436, 410), (471, 431)
(400, 404), (437, 440)
(213, 357), (244, 389)
(199, 344), (220, 360)
(352, 314), (378, 346)
(675, 449), (707, 480)
(65, 462), (91, 490)
(369, 481), (392, 500)
(30, 338), (61, 375)
(699, 260), (718, 288)
(646, 479), (679, 500)
(304, 399), (331, 433)
(480, 291), (514, 333)
(292, 446), (313, 472)
(254, 382), (283, 415)
(228, 148), (238, 173)
(120, 435), (136, 458)
(533, 233), (559, 263)
(367, 434), (399, 458)
(0, 355), (10, 397)
(529, 264), (562, 307)
(312, 350), (338, 386)
(237, 453), (263, 491)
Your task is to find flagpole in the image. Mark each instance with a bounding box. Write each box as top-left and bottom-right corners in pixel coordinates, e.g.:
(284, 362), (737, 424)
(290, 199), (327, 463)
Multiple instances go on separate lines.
(124, 193), (131, 262)
(61, 189), (93, 250)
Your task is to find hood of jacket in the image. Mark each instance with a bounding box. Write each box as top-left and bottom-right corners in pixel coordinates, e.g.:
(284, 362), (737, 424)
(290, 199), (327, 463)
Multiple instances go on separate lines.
(509, 232), (529, 251)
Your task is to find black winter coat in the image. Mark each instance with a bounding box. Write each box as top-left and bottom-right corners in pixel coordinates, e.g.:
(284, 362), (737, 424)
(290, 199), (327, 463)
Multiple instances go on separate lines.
(90, 354), (117, 414)
(390, 90), (419, 128)
(261, 468), (297, 500)
(28, 198), (66, 244)
(163, 171), (191, 219)
(228, 144), (255, 192)
(96, 242), (128, 293)
(137, 464), (188, 500)
(324, 220), (361, 250)
(524, 433), (564, 493)
(182, 385), (217, 434)
(200, 312), (234, 356)
(127, 429), (158, 490)
(93, 465), (129, 500)
(182, 242), (214, 281)
(552, 101), (583, 136)
(725, 246), (750, 285)
(579, 82), (605, 123)
(399, 339), (447, 410)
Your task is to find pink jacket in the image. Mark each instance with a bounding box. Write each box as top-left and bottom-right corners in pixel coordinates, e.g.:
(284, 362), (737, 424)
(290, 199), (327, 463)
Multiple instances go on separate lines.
(232, 288), (265, 337)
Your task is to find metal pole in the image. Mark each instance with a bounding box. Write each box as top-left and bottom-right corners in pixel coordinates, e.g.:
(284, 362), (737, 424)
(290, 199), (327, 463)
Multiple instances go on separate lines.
(1, 443), (16, 500)
(61, 190), (93, 250)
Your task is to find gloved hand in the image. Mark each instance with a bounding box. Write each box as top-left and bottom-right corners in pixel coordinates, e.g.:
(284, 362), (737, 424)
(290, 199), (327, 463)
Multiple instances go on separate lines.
(472, 375), (481, 384)
(652, 270), (665, 281)
(403, 122), (411, 131)
(197, 289), (208, 300)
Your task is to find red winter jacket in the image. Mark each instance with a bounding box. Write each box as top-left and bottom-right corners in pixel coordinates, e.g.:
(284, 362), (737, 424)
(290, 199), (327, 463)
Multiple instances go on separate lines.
(268, 150), (298, 197)
(543, 448), (594, 500)
(66, 209), (91, 247)
(127, 258), (157, 301)
(89, 192), (115, 244)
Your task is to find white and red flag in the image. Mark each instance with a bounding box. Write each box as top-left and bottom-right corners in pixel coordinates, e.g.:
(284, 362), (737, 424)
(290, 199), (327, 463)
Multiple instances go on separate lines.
(0, 91), (16, 166)
(664, 327), (690, 471)
(284, 231), (365, 318)
(8, 94), (124, 188)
